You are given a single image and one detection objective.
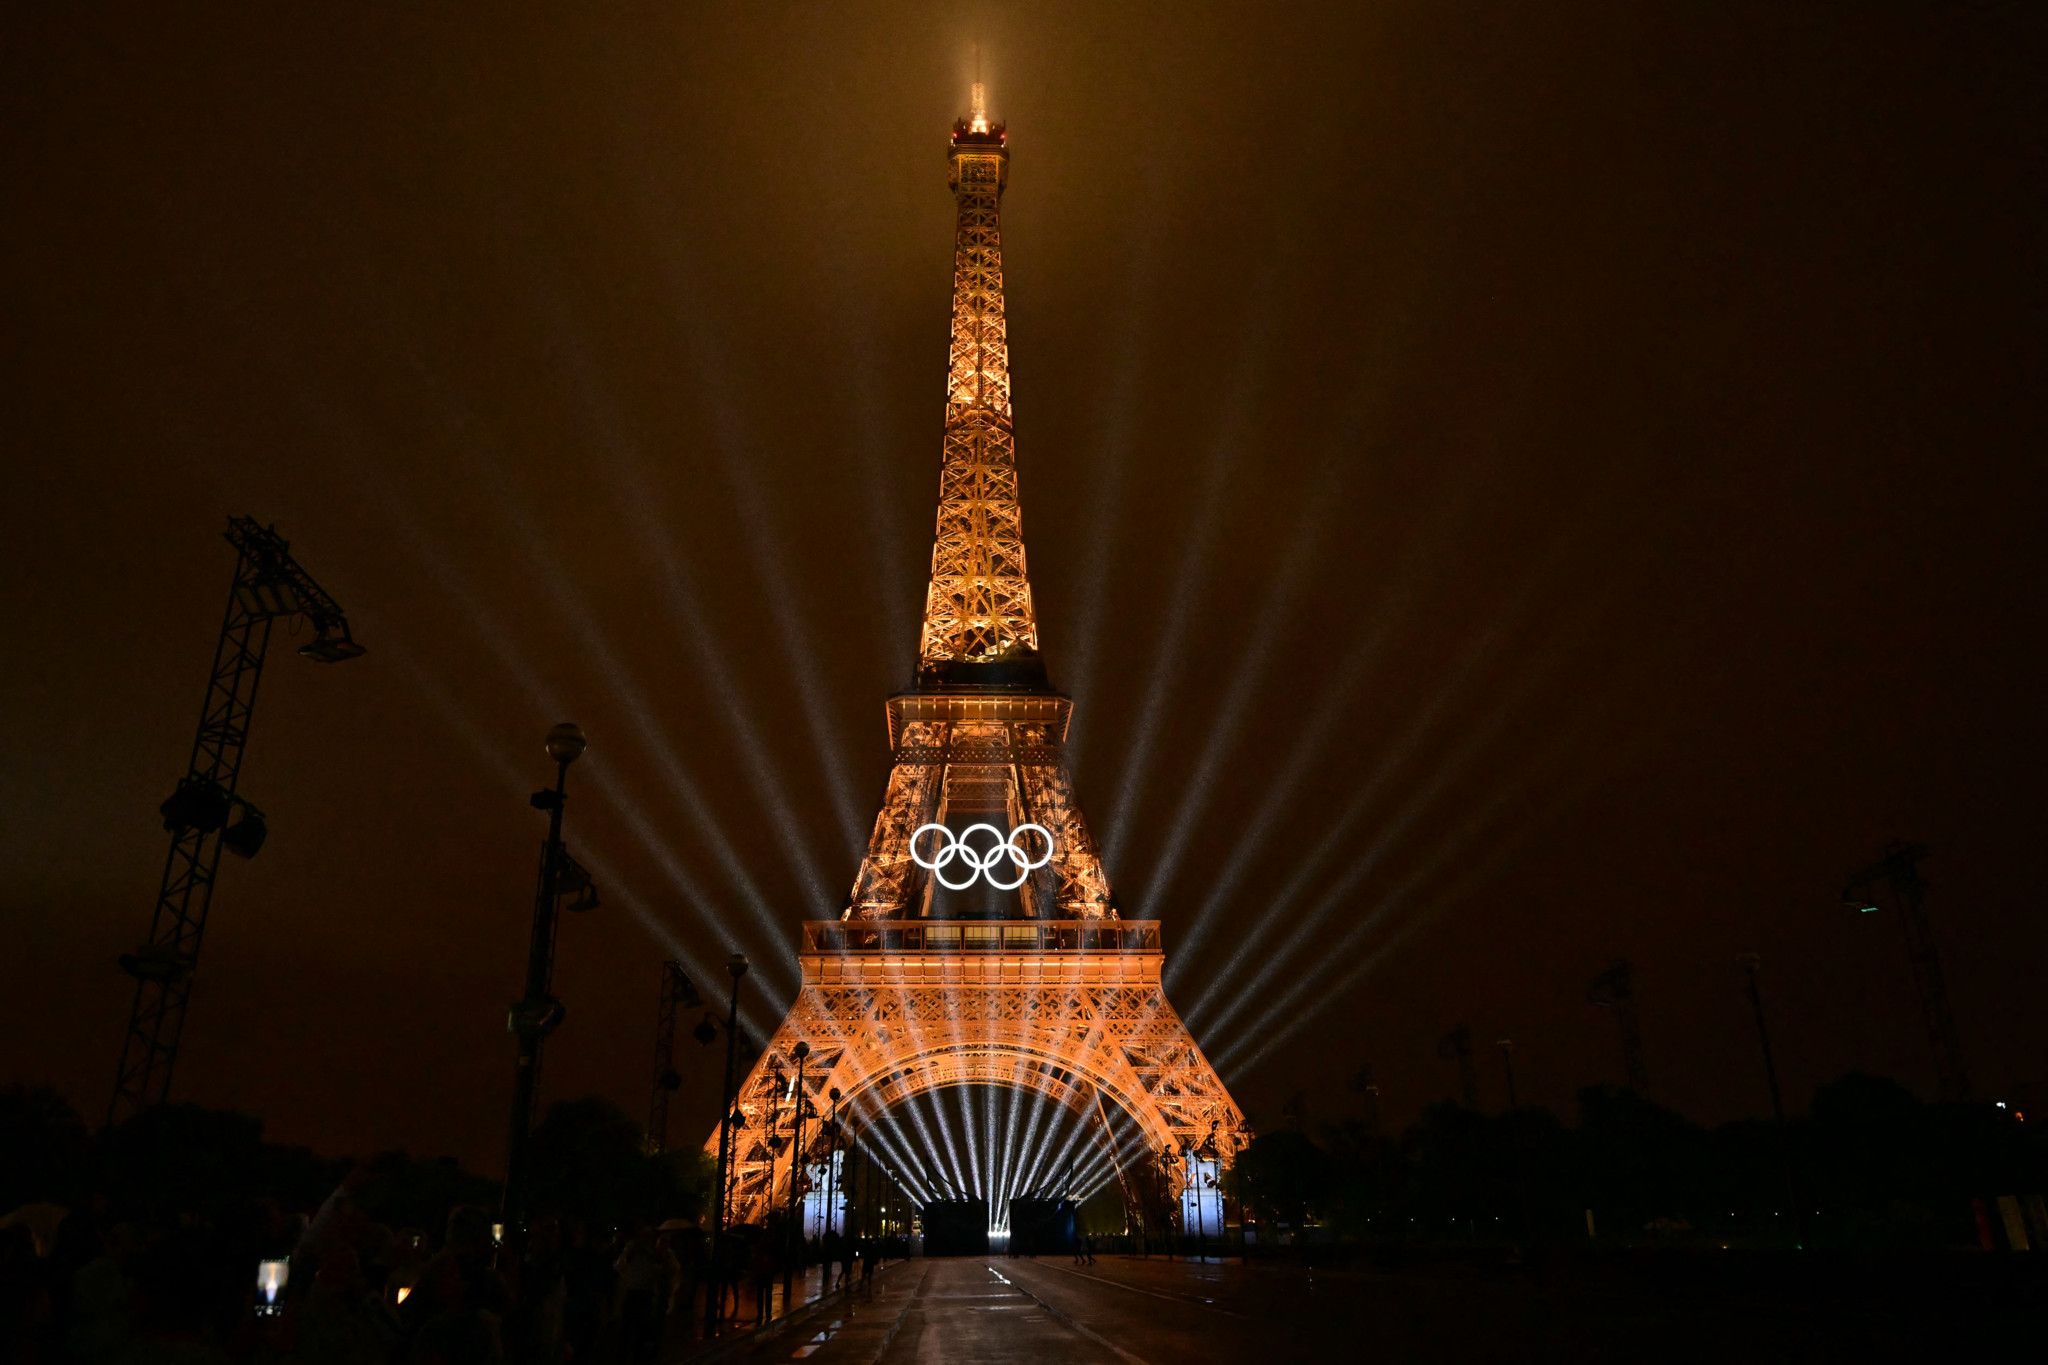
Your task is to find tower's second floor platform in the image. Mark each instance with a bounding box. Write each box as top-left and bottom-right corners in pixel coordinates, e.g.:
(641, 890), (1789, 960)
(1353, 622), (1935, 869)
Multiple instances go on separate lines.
(799, 918), (1163, 987)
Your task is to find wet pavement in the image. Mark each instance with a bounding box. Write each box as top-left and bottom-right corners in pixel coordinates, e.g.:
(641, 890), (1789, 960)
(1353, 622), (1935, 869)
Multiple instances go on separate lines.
(707, 1252), (2041, 1364)
(728, 1259), (1129, 1364)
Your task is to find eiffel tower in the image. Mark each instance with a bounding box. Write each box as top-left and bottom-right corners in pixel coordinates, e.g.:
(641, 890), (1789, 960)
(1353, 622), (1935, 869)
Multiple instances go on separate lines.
(711, 88), (1245, 1228)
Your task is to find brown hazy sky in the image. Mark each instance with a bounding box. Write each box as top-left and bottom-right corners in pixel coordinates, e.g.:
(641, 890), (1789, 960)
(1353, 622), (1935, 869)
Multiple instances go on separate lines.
(3, 2), (2044, 1174)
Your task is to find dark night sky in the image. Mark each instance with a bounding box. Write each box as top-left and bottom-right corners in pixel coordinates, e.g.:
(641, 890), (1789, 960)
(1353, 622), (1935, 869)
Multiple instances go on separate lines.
(4, 3), (2043, 1176)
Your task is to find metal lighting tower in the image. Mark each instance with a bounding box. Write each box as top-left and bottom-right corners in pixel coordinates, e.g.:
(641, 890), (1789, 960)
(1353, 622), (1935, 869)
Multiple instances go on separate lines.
(500, 722), (598, 1252)
(1588, 959), (1649, 1092)
(1495, 1037), (1520, 1110)
(645, 960), (701, 1154)
(1843, 840), (1968, 1101)
(109, 516), (364, 1127)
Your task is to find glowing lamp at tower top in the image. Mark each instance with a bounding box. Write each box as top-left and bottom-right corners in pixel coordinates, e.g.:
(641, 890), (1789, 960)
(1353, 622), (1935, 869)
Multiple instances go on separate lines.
(951, 83), (1006, 155)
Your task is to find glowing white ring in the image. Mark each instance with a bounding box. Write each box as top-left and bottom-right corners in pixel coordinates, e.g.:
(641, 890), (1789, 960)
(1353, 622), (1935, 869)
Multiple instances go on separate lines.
(909, 822), (1054, 891)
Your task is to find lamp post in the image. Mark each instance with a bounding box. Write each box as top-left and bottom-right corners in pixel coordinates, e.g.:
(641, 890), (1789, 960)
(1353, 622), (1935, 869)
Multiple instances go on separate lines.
(1238, 1144), (1254, 1264)
(705, 951), (748, 1337)
(784, 1040), (810, 1307)
(1157, 1148), (1177, 1257)
(824, 1087), (843, 1245)
(500, 721), (587, 1259)
(765, 1064), (786, 1210)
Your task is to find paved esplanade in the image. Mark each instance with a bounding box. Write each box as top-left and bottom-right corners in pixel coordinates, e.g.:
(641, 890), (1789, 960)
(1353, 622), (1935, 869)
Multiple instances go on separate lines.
(732, 1256), (1457, 1363)
(712, 1254), (1991, 1363)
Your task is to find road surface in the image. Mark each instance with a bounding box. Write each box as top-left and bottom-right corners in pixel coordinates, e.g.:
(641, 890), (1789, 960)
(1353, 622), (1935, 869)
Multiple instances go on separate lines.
(723, 1252), (2035, 1363)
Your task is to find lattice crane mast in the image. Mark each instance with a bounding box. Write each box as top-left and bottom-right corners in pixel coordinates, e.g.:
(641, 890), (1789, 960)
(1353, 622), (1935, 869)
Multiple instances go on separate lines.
(645, 959), (702, 1154)
(1843, 840), (1968, 1101)
(1588, 959), (1650, 1093)
(108, 516), (364, 1126)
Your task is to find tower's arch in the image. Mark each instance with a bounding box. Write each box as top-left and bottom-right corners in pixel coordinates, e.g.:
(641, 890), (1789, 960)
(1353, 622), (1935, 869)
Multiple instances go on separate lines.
(837, 1042), (1146, 1139)
(710, 926), (1243, 1224)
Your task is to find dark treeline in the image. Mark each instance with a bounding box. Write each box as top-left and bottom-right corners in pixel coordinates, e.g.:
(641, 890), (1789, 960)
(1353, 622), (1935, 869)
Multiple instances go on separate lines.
(0, 1085), (718, 1363)
(1226, 1073), (2044, 1251)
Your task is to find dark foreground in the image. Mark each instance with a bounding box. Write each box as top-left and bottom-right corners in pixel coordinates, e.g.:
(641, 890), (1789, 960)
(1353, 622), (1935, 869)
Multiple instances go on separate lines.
(721, 1252), (2041, 1364)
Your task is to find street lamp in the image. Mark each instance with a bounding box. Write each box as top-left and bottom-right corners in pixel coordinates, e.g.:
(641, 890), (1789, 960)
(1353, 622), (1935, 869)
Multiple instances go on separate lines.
(500, 722), (590, 1260)
(764, 1062), (787, 1223)
(706, 951), (749, 1336)
(1156, 1148), (1177, 1257)
(785, 1040), (811, 1306)
(823, 1087), (843, 1245)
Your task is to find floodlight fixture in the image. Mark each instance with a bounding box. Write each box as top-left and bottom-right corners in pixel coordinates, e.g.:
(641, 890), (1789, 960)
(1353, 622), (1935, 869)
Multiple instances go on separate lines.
(220, 804), (268, 860)
(508, 995), (566, 1040)
(296, 622), (366, 664)
(544, 721), (588, 766)
(238, 574), (301, 619)
(159, 777), (231, 834)
(119, 943), (192, 984)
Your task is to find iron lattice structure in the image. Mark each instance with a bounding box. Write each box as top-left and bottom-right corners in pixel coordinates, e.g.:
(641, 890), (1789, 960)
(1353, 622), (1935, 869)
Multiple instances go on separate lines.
(109, 518), (362, 1126)
(644, 959), (698, 1154)
(919, 90), (1034, 674)
(1844, 841), (1968, 1101)
(712, 95), (1245, 1225)
(1588, 959), (1650, 1093)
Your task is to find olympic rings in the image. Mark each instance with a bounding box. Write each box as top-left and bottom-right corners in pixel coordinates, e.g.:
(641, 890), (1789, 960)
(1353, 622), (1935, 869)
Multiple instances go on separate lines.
(909, 822), (1055, 891)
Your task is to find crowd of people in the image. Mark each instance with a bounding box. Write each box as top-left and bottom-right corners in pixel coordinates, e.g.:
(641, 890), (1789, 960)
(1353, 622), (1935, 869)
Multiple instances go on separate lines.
(1, 1169), (896, 1365)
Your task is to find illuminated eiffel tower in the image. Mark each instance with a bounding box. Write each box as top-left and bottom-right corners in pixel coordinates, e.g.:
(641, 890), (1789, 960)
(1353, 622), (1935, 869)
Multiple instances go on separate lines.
(712, 89), (1244, 1229)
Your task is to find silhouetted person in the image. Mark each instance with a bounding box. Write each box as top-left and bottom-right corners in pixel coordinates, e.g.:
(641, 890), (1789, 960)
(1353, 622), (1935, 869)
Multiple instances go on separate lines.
(712, 1227), (747, 1326)
(0, 1222), (52, 1364)
(614, 1225), (674, 1362)
(510, 1217), (565, 1364)
(401, 1207), (508, 1364)
(558, 1221), (610, 1364)
(667, 1223), (705, 1342)
(748, 1233), (776, 1326)
(119, 1231), (237, 1365)
(294, 1247), (395, 1365)
(65, 1222), (142, 1364)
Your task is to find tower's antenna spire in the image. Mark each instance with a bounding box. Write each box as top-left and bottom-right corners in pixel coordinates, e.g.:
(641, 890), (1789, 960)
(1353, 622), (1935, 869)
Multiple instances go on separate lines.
(970, 42), (989, 134)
